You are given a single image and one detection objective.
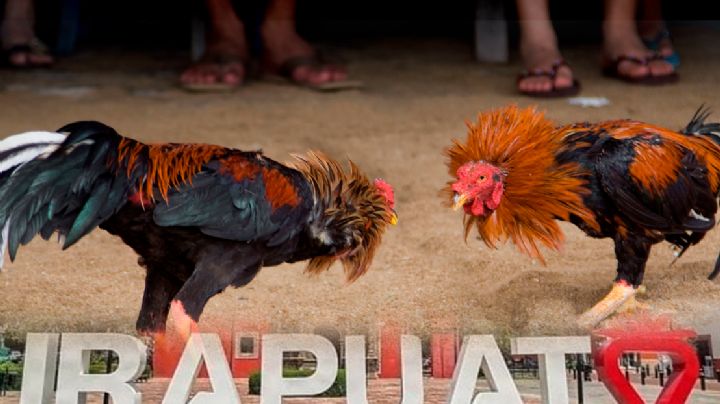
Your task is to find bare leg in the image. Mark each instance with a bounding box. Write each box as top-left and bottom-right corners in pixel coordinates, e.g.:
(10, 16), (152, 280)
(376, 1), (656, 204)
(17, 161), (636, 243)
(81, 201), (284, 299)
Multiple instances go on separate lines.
(261, 0), (349, 86)
(180, 0), (248, 89)
(515, 0), (575, 94)
(1, 0), (53, 66)
(637, 0), (675, 60)
(603, 0), (674, 78)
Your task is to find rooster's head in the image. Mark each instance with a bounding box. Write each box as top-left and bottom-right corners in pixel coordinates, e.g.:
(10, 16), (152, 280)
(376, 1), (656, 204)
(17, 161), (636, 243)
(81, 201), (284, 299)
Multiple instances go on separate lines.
(451, 161), (505, 217)
(291, 152), (397, 282)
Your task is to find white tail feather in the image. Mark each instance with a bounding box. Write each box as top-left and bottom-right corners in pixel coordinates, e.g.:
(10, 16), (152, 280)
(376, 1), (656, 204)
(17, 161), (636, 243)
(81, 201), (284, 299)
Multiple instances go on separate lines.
(0, 131), (66, 152)
(0, 144), (61, 173)
(0, 131), (66, 174)
(0, 219), (9, 270)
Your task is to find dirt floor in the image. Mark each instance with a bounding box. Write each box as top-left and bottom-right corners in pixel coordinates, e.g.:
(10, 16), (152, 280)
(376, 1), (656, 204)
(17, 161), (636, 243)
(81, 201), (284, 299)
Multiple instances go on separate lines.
(1, 26), (720, 342)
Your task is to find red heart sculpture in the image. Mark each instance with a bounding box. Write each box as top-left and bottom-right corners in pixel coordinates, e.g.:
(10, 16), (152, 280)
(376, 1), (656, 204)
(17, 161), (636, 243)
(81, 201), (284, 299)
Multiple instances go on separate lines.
(592, 328), (699, 404)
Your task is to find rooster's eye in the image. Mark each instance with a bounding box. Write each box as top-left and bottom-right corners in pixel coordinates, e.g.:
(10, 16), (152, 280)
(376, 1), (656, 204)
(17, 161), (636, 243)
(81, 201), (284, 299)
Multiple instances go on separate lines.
(478, 175), (486, 182)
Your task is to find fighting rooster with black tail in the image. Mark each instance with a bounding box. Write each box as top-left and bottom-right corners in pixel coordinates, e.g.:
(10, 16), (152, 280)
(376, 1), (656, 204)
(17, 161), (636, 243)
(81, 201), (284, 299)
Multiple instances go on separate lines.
(0, 122), (397, 336)
(445, 105), (720, 328)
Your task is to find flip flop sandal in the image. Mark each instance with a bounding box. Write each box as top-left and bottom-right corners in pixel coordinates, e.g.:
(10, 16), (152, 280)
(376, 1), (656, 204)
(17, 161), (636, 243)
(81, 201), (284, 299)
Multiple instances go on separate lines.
(1, 38), (53, 68)
(266, 53), (364, 92)
(516, 59), (581, 98)
(642, 27), (680, 68)
(180, 54), (247, 92)
(602, 54), (678, 85)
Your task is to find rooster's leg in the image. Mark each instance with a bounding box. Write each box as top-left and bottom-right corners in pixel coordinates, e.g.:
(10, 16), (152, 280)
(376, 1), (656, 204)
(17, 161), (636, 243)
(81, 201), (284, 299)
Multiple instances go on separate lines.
(578, 235), (653, 328)
(617, 285), (649, 313)
(167, 299), (200, 341)
(578, 280), (637, 328)
(136, 267), (183, 337)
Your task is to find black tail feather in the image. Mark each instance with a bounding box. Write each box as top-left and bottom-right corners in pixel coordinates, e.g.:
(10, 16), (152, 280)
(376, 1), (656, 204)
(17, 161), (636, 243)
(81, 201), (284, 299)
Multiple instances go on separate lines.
(0, 122), (139, 266)
(683, 105), (720, 143)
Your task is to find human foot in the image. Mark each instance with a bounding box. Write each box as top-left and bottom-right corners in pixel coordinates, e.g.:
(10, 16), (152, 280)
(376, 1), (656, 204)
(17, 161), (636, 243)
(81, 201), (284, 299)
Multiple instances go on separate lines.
(180, 44), (247, 91)
(1, 18), (53, 68)
(261, 20), (356, 89)
(180, 10), (248, 91)
(517, 43), (579, 97)
(603, 21), (677, 83)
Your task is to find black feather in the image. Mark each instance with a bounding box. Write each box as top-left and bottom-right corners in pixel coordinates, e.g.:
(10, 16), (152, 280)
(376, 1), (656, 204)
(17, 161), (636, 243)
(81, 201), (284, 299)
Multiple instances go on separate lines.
(683, 105), (720, 143)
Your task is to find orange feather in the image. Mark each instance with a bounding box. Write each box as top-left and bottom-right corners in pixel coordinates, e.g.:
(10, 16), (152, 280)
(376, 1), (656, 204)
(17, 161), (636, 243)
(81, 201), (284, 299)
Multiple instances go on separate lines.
(117, 139), (225, 201)
(558, 119), (720, 196)
(444, 105), (598, 263)
(261, 166), (300, 210)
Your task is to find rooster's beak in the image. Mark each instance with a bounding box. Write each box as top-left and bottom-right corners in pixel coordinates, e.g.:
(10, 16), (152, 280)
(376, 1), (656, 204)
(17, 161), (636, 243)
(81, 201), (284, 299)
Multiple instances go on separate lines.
(389, 210), (398, 225)
(452, 193), (468, 211)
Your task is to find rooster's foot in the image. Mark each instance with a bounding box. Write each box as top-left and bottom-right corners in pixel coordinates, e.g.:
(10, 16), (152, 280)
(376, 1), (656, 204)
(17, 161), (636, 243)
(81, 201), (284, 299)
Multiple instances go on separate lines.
(577, 281), (636, 329)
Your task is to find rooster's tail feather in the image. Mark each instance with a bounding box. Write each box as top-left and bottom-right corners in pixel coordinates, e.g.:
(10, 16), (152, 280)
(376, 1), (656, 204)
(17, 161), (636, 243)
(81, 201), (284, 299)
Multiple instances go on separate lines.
(0, 122), (139, 270)
(0, 131), (67, 268)
(683, 105), (720, 142)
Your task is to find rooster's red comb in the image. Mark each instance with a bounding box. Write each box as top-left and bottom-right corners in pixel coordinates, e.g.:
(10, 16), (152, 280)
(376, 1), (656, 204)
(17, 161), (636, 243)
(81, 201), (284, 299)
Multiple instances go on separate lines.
(373, 178), (395, 209)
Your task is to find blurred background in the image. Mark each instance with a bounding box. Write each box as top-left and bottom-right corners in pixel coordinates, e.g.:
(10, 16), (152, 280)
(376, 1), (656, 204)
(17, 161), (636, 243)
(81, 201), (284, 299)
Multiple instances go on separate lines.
(24, 0), (719, 55)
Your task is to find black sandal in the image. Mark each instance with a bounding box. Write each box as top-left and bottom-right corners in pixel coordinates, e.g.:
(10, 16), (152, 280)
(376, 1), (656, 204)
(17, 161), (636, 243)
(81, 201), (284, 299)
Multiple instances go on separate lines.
(517, 59), (581, 98)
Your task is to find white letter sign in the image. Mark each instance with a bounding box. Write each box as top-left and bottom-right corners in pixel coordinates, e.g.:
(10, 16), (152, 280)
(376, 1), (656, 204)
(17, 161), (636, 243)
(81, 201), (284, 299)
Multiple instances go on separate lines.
(55, 333), (146, 404)
(20, 333), (59, 404)
(448, 335), (522, 404)
(511, 336), (591, 404)
(162, 333), (240, 404)
(261, 334), (338, 404)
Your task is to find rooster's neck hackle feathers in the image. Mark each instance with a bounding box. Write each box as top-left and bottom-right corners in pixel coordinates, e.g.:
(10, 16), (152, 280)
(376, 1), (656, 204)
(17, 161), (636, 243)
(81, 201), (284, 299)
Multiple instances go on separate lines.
(290, 151), (391, 282)
(444, 105), (597, 262)
(117, 139), (225, 200)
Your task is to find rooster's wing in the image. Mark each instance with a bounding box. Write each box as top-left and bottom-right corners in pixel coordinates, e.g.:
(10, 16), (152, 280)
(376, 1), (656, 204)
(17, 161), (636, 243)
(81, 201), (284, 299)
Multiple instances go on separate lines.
(152, 156), (314, 247)
(594, 133), (717, 234)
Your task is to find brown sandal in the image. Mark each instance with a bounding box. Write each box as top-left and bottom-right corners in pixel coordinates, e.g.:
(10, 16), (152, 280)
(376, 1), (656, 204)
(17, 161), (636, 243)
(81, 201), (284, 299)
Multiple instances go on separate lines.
(602, 53), (678, 85)
(517, 59), (581, 98)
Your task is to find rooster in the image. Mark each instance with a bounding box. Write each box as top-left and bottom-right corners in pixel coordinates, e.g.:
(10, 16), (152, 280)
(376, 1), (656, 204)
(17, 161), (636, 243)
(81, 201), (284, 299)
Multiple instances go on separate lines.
(445, 105), (720, 327)
(0, 122), (397, 336)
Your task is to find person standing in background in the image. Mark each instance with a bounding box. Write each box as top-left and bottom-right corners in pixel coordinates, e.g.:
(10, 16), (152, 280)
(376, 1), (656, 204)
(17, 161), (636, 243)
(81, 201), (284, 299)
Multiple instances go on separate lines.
(515, 0), (678, 97)
(181, 0), (355, 92)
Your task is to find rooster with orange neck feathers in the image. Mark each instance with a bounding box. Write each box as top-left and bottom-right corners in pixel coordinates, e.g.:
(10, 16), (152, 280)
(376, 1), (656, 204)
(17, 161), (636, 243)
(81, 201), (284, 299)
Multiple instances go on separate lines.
(0, 122), (397, 336)
(445, 105), (720, 327)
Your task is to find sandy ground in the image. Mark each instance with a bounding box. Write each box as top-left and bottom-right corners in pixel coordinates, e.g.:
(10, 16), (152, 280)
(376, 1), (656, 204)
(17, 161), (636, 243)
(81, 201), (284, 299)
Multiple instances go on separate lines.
(1, 27), (720, 343)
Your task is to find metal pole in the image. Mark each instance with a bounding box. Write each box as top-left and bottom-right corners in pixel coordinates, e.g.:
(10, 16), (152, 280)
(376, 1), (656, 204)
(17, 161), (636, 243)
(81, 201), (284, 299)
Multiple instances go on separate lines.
(701, 368), (706, 391)
(103, 350), (113, 404)
(577, 354), (584, 404)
